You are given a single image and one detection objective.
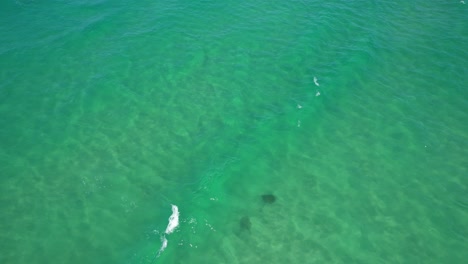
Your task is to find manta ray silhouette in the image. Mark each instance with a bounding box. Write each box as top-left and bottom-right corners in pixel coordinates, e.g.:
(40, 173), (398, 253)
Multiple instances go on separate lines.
(237, 194), (277, 234)
(239, 216), (251, 231)
(261, 194), (276, 204)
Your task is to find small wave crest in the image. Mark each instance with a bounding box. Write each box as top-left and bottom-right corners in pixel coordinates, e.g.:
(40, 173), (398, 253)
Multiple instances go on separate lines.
(157, 236), (168, 257)
(157, 204), (180, 258)
(165, 204), (179, 234)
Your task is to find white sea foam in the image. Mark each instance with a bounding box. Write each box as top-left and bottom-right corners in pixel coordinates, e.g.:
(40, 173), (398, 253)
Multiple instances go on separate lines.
(157, 236), (168, 256)
(156, 204), (180, 258)
(165, 204), (179, 234)
(162, 236), (168, 248)
(314, 76), (320, 86)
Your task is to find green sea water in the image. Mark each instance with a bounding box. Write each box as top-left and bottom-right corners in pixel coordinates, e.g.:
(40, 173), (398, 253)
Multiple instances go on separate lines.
(0, 0), (467, 263)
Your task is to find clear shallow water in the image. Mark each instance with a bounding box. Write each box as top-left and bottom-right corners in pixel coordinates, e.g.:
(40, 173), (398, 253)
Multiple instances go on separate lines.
(0, 1), (467, 263)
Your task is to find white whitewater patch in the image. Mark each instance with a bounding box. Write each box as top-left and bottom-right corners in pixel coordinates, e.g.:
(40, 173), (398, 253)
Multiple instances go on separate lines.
(314, 76), (320, 86)
(156, 236), (168, 257)
(165, 204), (179, 234)
(156, 204), (180, 258)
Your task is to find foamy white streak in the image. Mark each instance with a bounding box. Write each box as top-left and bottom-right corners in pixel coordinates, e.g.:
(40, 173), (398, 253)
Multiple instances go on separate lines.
(157, 204), (180, 258)
(161, 236), (168, 249)
(165, 204), (179, 234)
(314, 76), (320, 86)
(157, 236), (168, 257)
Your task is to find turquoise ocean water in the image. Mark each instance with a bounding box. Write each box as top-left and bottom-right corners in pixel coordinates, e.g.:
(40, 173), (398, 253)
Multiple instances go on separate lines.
(1, 1), (467, 263)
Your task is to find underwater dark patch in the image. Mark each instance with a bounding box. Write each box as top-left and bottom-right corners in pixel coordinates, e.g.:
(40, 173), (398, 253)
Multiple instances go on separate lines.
(239, 216), (251, 231)
(261, 194), (276, 204)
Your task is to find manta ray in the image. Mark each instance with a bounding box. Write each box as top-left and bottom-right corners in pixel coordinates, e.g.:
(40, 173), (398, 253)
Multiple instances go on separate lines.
(237, 194), (277, 234)
(261, 194), (276, 204)
(239, 216), (251, 232)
